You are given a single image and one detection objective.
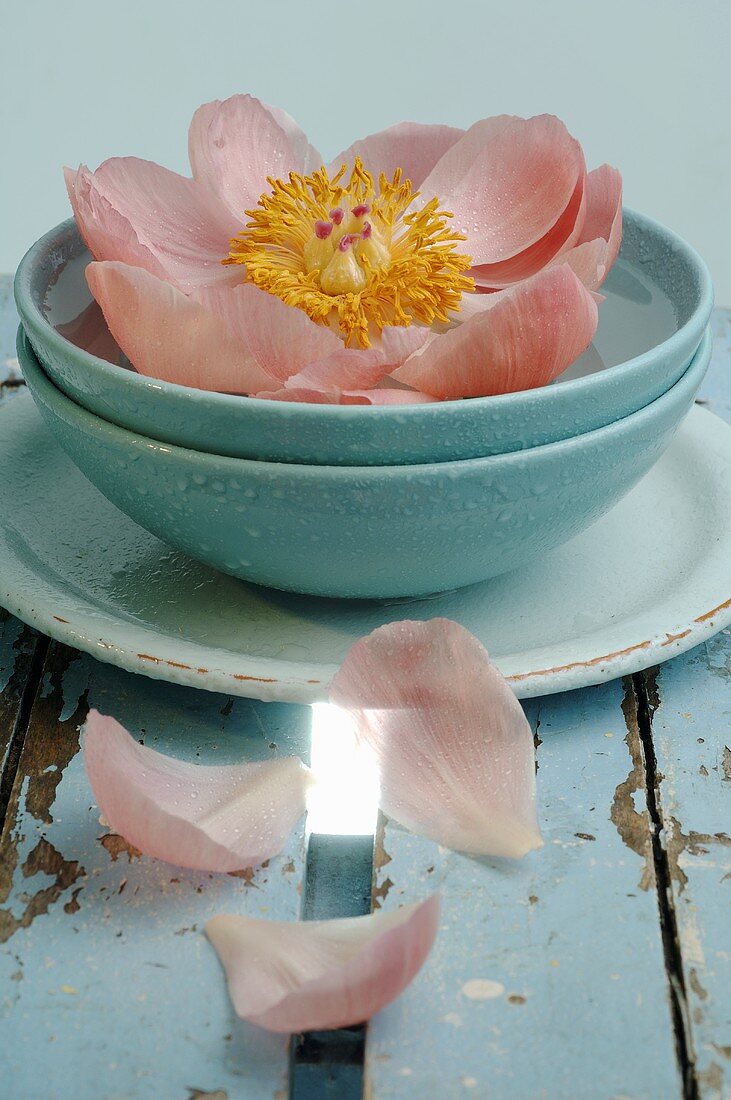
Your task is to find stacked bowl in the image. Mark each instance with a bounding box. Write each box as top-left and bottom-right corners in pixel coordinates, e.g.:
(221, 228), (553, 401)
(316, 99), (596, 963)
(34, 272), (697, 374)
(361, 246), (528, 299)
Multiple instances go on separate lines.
(14, 210), (713, 599)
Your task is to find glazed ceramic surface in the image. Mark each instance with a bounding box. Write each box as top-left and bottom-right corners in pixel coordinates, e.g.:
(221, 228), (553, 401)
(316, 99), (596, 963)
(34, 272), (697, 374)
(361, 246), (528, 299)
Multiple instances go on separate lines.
(15, 210), (713, 465)
(1, 391), (729, 701)
(17, 328), (711, 599)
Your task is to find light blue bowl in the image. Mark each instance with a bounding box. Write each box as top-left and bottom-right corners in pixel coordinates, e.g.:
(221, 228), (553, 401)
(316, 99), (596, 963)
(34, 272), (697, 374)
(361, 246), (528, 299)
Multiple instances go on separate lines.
(17, 327), (711, 599)
(15, 210), (712, 465)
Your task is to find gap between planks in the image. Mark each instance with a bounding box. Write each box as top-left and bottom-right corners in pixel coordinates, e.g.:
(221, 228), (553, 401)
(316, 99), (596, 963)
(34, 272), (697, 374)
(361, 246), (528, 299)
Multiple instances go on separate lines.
(0, 628), (49, 836)
(632, 669), (700, 1100)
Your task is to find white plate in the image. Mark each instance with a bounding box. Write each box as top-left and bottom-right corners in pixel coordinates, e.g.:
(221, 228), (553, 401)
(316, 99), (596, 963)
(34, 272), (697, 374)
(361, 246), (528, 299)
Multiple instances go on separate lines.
(1, 395), (730, 702)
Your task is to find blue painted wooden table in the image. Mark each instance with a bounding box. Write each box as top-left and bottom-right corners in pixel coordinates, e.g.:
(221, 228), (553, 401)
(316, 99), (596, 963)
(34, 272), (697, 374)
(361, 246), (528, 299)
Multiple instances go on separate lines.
(0, 278), (729, 1100)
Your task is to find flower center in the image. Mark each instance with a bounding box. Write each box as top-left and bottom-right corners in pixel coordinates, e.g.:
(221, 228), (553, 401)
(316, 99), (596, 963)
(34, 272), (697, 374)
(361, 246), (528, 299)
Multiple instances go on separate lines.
(223, 158), (473, 348)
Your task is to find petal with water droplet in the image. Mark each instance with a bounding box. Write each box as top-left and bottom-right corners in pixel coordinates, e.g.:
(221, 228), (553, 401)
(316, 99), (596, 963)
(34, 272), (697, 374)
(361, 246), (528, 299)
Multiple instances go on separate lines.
(329, 619), (543, 858)
(82, 710), (312, 871)
(393, 265), (598, 399)
(206, 894), (440, 1032)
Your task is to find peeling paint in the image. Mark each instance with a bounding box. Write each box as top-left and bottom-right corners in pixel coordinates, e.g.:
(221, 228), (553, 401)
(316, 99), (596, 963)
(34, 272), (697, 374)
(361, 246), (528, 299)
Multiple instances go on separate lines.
(697, 1061), (724, 1094)
(722, 747), (731, 782)
(0, 838), (86, 943)
(372, 815), (393, 910)
(662, 817), (731, 894)
(228, 867), (259, 888)
(25, 650), (87, 823)
(610, 683), (654, 891)
(98, 833), (142, 862)
(373, 876), (394, 909)
(689, 968), (708, 1001)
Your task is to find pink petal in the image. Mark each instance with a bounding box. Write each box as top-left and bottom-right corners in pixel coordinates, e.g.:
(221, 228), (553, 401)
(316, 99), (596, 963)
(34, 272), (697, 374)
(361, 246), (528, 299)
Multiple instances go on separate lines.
(330, 122), (465, 188)
(66, 158), (238, 292)
(392, 265), (598, 399)
(82, 710), (312, 872)
(577, 164), (623, 283)
(545, 237), (610, 293)
(196, 283), (343, 384)
(329, 619), (543, 858)
(351, 387), (437, 405)
(189, 94), (320, 220)
(254, 387), (359, 404)
(254, 386), (437, 405)
(87, 261), (275, 394)
(422, 115), (584, 267)
(417, 115), (519, 199)
(65, 165), (167, 281)
(263, 101), (323, 175)
(470, 169), (586, 289)
(286, 326), (431, 392)
(206, 895), (440, 1032)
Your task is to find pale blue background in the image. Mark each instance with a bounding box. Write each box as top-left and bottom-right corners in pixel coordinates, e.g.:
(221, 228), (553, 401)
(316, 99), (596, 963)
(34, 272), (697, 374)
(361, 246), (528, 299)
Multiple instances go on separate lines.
(2, 0), (729, 300)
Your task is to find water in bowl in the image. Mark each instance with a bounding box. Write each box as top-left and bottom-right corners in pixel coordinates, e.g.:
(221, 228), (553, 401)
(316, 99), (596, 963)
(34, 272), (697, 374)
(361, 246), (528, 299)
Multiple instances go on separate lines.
(45, 248), (678, 384)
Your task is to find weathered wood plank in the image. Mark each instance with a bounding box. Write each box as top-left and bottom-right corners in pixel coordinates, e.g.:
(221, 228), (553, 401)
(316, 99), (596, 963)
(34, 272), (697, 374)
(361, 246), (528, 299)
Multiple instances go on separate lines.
(0, 643), (311, 1100)
(643, 301), (731, 1100)
(648, 640), (731, 1099)
(0, 611), (42, 783)
(364, 681), (682, 1099)
(0, 276), (37, 787)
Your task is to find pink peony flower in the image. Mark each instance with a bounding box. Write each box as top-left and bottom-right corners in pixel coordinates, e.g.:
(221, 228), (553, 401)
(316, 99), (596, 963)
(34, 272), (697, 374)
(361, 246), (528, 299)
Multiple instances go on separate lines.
(65, 95), (622, 402)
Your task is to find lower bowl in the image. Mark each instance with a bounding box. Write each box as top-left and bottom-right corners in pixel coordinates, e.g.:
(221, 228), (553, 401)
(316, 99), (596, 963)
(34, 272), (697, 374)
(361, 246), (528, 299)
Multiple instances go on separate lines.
(17, 326), (711, 599)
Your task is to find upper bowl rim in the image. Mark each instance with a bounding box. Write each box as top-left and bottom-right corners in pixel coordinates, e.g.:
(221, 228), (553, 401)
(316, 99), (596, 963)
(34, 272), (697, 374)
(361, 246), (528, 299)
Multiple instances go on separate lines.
(17, 324), (712, 477)
(15, 208), (714, 420)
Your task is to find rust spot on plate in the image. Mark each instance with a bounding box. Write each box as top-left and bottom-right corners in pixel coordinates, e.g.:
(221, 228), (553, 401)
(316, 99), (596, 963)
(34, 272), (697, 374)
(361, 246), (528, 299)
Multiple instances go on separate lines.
(307, 679), (321, 684)
(694, 598), (729, 624)
(52, 615), (69, 624)
(166, 660), (192, 670)
(233, 674), (277, 683)
(508, 640), (652, 683)
(197, 667), (209, 674)
(661, 630), (691, 646)
(137, 653), (161, 664)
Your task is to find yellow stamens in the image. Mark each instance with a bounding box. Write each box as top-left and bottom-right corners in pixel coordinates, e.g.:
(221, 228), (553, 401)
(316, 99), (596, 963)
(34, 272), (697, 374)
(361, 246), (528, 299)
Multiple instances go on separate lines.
(224, 157), (473, 348)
